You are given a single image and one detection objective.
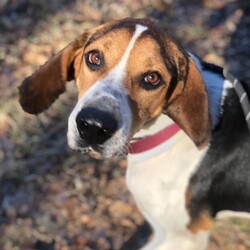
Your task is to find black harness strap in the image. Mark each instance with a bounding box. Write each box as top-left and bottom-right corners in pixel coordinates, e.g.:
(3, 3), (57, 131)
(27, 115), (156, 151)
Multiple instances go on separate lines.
(224, 69), (250, 132)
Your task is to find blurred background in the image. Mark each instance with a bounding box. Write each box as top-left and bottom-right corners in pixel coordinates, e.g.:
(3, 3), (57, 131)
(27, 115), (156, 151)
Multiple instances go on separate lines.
(0, 0), (250, 249)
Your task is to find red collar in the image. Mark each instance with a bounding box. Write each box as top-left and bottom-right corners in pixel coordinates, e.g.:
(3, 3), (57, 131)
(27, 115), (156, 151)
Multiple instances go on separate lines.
(129, 123), (180, 154)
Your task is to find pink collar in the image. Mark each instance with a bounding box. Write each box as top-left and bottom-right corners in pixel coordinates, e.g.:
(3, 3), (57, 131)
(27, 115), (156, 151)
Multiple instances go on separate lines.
(129, 123), (180, 154)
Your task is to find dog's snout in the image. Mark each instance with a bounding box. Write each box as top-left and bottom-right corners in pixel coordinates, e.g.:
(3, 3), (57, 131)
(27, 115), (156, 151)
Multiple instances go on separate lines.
(76, 107), (118, 146)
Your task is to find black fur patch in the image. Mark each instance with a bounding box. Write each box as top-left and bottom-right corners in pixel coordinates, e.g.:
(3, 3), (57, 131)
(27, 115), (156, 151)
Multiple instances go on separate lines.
(187, 88), (250, 220)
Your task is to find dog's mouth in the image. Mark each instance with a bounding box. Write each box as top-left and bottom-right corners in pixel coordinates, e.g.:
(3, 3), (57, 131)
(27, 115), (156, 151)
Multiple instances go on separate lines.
(76, 146), (103, 159)
(76, 142), (103, 158)
(76, 142), (128, 159)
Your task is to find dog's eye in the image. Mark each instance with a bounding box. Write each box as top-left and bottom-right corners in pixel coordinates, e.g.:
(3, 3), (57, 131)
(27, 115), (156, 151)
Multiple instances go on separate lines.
(144, 72), (161, 85)
(88, 51), (101, 65)
(85, 50), (103, 70)
(141, 72), (163, 90)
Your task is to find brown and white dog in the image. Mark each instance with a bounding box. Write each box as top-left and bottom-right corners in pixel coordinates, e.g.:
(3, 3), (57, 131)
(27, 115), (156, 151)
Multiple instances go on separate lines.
(19, 18), (250, 250)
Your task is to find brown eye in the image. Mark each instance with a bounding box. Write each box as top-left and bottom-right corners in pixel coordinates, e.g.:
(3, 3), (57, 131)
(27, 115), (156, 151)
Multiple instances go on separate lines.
(85, 50), (103, 71)
(141, 72), (163, 90)
(88, 51), (101, 65)
(144, 72), (161, 85)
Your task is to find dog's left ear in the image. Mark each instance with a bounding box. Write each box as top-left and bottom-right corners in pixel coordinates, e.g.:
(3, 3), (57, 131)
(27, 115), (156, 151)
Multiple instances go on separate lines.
(19, 32), (89, 114)
(164, 56), (211, 149)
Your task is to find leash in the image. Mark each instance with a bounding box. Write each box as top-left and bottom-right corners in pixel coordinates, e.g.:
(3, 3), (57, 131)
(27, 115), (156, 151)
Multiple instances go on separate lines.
(223, 69), (250, 132)
(128, 123), (180, 154)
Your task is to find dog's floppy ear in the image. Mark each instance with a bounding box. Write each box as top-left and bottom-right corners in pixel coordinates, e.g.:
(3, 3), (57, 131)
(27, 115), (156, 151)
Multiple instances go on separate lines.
(164, 56), (211, 149)
(19, 32), (89, 114)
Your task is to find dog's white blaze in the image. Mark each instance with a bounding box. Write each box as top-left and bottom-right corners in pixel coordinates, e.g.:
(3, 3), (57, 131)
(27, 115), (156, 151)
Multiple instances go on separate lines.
(108, 24), (148, 83)
(127, 122), (210, 250)
(67, 24), (148, 156)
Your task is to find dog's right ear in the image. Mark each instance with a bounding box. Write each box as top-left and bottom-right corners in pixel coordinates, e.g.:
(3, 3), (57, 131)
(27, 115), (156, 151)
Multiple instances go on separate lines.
(164, 56), (211, 149)
(19, 32), (89, 114)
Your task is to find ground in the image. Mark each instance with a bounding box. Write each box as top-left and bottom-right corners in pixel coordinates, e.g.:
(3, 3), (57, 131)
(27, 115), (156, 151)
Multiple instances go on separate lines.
(0, 0), (250, 249)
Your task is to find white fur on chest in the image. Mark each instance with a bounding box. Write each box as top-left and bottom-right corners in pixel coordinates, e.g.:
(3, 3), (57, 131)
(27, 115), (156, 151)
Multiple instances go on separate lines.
(127, 130), (209, 250)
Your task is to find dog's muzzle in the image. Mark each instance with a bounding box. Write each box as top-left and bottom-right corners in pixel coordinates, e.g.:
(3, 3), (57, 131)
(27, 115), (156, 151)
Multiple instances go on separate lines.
(76, 107), (118, 149)
(67, 86), (132, 158)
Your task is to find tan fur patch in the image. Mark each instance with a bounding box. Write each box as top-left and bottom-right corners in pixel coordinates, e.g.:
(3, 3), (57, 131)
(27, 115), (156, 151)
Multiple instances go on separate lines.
(185, 184), (213, 234)
(187, 210), (213, 234)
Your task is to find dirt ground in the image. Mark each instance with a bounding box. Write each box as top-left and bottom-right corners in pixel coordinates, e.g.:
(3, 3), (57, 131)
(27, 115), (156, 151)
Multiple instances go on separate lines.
(0, 0), (250, 249)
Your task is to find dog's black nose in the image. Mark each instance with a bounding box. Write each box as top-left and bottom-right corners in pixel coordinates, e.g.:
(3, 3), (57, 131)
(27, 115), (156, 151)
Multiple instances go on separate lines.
(76, 107), (118, 146)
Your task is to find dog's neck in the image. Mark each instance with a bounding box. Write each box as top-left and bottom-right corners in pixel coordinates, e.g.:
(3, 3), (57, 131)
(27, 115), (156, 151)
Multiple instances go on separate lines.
(133, 115), (175, 138)
(129, 115), (179, 159)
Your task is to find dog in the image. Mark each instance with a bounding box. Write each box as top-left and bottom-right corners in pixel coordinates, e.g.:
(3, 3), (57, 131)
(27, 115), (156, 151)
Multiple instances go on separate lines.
(19, 18), (250, 250)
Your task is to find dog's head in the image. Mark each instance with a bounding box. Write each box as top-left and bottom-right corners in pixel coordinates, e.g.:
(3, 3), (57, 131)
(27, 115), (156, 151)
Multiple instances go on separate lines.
(19, 18), (211, 158)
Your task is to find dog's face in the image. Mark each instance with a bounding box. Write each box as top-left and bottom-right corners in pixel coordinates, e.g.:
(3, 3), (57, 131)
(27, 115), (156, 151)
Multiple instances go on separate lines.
(19, 18), (211, 158)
